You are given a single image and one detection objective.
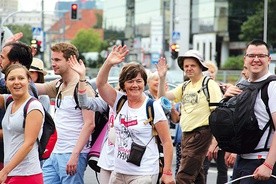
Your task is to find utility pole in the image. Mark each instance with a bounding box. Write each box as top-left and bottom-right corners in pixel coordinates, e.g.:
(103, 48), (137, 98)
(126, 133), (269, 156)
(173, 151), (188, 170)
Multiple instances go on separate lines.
(125, 0), (136, 62)
(41, 0), (45, 62)
(263, 0), (268, 43)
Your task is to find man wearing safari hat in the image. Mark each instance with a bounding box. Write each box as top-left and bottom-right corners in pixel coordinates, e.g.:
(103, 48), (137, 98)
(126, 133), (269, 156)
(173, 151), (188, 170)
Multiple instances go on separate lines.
(157, 49), (222, 183)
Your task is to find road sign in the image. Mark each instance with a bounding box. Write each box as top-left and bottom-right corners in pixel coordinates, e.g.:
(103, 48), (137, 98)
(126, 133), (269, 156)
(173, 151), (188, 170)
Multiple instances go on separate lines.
(151, 52), (160, 64)
(32, 27), (42, 36)
(172, 31), (180, 41)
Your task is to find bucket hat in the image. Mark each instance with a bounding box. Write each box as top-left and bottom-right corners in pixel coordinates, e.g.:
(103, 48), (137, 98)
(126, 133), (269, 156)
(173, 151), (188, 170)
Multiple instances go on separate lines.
(29, 58), (47, 76)
(177, 50), (208, 71)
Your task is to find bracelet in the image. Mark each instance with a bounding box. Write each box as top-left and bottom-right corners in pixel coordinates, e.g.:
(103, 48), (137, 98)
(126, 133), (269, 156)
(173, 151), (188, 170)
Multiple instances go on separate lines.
(79, 79), (86, 82)
(78, 89), (86, 93)
(162, 170), (173, 176)
(263, 162), (273, 170)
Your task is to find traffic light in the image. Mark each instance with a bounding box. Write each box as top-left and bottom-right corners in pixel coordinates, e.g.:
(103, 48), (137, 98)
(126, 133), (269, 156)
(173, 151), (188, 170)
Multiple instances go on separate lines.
(171, 43), (179, 59)
(71, 4), (78, 20)
(30, 39), (42, 56)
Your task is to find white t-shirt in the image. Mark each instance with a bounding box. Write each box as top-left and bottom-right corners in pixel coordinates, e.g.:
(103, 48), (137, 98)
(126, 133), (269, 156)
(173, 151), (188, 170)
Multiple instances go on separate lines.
(2, 95), (44, 176)
(97, 107), (116, 170)
(242, 73), (276, 159)
(112, 92), (167, 175)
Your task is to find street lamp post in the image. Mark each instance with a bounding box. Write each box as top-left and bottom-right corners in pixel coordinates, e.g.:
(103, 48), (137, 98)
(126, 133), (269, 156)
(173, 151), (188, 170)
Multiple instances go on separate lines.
(264, 0), (268, 43)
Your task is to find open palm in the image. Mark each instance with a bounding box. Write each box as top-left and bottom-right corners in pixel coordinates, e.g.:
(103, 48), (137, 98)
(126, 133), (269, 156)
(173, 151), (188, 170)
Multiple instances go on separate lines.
(68, 55), (86, 77)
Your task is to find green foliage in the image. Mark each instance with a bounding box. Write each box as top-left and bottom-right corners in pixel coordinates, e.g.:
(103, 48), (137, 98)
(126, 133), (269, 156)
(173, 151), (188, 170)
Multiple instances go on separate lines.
(6, 24), (32, 45)
(239, 0), (276, 47)
(71, 29), (102, 53)
(222, 55), (244, 70)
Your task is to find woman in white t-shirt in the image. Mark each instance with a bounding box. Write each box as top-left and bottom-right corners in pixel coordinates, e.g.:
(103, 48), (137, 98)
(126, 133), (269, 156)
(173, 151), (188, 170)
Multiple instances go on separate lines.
(68, 45), (175, 184)
(0, 64), (44, 184)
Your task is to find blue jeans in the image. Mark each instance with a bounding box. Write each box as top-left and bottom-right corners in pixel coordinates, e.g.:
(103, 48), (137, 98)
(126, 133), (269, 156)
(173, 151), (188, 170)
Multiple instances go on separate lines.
(232, 157), (276, 184)
(42, 153), (88, 184)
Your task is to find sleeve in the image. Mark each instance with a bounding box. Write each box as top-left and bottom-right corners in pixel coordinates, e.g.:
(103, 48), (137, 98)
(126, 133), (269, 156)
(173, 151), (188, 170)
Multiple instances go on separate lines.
(208, 80), (223, 110)
(171, 83), (185, 103)
(153, 100), (167, 125)
(78, 93), (108, 113)
(44, 79), (60, 98)
(27, 100), (45, 120)
(268, 81), (276, 114)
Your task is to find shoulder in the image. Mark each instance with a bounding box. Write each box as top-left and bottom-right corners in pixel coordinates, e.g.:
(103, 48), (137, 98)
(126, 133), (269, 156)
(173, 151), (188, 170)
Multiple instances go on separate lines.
(26, 98), (44, 115)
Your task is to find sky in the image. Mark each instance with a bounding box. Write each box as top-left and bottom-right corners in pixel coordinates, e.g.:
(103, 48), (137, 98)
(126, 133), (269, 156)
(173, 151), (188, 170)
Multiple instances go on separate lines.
(18, 0), (59, 13)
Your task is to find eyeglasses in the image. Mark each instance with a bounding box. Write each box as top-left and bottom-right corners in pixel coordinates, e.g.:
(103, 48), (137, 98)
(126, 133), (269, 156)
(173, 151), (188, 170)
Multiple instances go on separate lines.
(245, 54), (269, 59)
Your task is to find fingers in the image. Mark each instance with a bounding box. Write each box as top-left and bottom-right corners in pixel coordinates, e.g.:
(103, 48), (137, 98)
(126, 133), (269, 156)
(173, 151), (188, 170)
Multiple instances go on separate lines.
(66, 164), (77, 176)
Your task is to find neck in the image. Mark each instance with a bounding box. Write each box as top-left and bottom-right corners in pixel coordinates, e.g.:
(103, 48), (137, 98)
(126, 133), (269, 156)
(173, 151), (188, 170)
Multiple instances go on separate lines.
(128, 95), (146, 108)
(12, 94), (30, 104)
(61, 70), (79, 86)
(190, 74), (203, 84)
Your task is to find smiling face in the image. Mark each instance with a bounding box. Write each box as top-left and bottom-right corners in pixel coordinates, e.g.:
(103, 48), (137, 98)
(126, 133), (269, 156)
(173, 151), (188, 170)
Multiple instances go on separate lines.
(244, 44), (270, 80)
(183, 58), (203, 80)
(5, 67), (30, 97)
(124, 73), (145, 98)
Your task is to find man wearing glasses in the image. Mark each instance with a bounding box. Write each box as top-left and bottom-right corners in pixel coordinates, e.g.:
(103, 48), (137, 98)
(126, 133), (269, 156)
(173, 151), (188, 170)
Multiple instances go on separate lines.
(224, 39), (276, 183)
(35, 43), (95, 184)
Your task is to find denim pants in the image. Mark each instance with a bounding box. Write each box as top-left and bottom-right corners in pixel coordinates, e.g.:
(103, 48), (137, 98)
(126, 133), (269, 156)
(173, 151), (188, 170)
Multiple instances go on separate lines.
(232, 157), (276, 184)
(42, 153), (88, 184)
(176, 126), (212, 184)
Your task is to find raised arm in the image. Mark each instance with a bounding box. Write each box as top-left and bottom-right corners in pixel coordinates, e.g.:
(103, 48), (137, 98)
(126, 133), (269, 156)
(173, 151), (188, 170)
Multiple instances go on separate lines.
(156, 57), (175, 101)
(96, 45), (128, 107)
(68, 55), (108, 112)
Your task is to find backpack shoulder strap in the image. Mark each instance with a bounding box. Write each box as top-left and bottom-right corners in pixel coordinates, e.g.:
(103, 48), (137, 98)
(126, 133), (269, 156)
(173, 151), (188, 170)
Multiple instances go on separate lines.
(145, 98), (157, 136)
(201, 76), (211, 103)
(23, 97), (37, 128)
(116, 95), (128, 114)
(5, 96), (14, 109)
(182, 80), (190, 97)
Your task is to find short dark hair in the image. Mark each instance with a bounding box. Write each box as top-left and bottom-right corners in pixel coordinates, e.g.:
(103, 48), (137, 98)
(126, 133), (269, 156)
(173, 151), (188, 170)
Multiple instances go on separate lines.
(119, 62), (147, 92)
(3, 42), (33, 70)
(51, 42), (79, 60)
(245, 39), (270, 55)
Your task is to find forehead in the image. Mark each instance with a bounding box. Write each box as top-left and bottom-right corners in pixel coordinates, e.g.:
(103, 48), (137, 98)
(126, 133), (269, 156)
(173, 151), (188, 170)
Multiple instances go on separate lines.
(1, 46), (11, 56)
(7, 68), (27, 77)
(51, 51), (64, 59)
(246, 45), (268, 53)
(183, 58), (200, 66)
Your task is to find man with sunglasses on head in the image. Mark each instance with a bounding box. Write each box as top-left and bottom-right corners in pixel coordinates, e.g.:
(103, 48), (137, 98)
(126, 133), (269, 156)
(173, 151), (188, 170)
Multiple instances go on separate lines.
(224, 39), (276, 183)
(35, 43), (95, 184)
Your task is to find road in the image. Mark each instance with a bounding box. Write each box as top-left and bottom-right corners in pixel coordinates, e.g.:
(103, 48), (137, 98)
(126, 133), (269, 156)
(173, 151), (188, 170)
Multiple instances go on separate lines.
(83, 152), (234, 184)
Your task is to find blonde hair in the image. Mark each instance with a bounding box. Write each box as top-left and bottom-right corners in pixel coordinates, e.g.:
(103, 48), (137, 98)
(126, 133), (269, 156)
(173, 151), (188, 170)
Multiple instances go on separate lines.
(205, 61), (218, 75)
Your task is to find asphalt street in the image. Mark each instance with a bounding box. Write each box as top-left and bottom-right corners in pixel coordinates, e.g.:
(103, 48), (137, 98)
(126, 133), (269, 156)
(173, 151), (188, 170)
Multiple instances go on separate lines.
(83, 151), (234, 184)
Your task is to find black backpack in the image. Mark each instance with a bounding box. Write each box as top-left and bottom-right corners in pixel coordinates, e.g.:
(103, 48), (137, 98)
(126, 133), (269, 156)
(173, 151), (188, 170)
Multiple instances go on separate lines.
(6, 96), (57, 160)
(209, 75), (276, 154)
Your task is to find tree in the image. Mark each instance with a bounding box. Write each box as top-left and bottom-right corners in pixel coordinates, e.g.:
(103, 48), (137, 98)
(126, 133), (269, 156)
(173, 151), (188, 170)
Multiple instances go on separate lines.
(239, 0), (276, 48)
(6, 24), (32, 45)
(71, 29), (102, 53)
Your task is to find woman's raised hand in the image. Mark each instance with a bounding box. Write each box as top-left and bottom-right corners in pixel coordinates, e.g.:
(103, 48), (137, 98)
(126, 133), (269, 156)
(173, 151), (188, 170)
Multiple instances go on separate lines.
(156, 57), (168, 78)
(106, 45), (129, 65)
